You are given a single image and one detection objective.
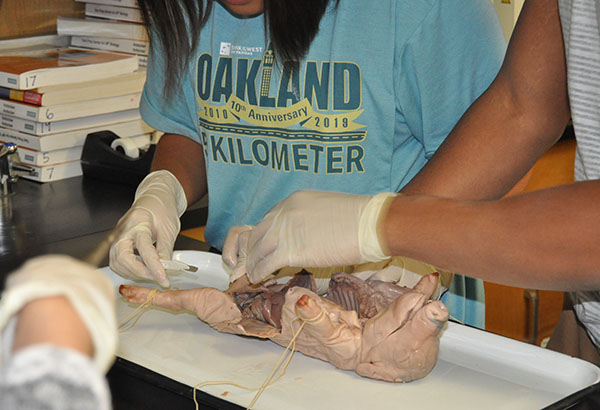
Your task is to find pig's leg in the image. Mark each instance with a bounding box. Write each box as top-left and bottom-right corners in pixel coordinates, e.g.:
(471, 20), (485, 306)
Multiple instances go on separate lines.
(119, 285), (242, 323)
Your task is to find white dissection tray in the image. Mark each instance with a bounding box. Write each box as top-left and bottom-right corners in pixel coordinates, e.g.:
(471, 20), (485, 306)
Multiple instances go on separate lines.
(100, 251), (600, 410)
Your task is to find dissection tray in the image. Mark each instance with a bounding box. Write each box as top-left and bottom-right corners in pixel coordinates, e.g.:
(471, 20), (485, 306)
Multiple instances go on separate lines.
(101, 251), (600, 410)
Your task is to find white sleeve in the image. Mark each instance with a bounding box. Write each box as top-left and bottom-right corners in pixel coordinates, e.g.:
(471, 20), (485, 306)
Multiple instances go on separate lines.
(0, 344), (112, 410)
(572, 290), (600, 349)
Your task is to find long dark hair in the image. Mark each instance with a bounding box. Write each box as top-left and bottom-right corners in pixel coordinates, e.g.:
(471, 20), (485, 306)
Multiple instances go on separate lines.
(137, 0), (336, 100)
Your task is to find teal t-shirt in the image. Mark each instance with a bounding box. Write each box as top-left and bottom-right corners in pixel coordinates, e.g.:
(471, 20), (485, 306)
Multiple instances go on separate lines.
(140, 0), (506, 328)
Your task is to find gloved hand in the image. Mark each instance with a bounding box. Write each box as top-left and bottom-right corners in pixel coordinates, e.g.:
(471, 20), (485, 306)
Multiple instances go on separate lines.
(119, 273), (448, 382)
(222, 190), (396, 284)
(109, 170), (187, 288)
(0, 255), (118, 373)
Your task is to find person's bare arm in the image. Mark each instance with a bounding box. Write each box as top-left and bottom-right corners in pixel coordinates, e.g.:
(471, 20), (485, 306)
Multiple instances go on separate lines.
(151, 133), (208, 206)
(403, 0), (570, 200)
(12, 296), (93, 357)
(385, 180), (600, 291)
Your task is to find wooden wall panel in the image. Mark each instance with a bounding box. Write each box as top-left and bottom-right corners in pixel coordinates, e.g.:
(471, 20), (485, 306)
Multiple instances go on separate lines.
(0, 0), (84, 40)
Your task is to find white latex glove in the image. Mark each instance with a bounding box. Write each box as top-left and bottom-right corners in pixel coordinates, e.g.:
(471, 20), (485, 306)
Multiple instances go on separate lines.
(223, 190), (396, 284)
(109, 170), (187, 288)
(0, 255), (118, 373)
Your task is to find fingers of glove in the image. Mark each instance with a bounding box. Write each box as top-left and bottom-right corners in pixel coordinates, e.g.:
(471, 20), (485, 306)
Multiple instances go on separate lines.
(246, 249), (283, 285)
(243, 204), (295, 280)
(109, 238), (155, 282)
(154, 226), (179, 262)
(135, 229), (170, 288)
(227, 228), (252, 282)
(222, 225), (253, 269)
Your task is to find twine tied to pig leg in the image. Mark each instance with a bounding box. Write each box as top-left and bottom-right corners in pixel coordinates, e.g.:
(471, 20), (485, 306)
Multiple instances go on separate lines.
(118, 288), (160, 332)
(194, 303), (327, 410)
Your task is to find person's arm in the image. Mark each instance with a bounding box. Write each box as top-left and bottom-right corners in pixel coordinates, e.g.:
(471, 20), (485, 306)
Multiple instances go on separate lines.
(12, 296), (93, 357)
(384, 180), (600, 291)
(108, 17), (208, 287)
(109, 133), (207, 287)
(403, 0), (570, 200)
(151, 133), (207, 206)
(0, 255), (117, 410)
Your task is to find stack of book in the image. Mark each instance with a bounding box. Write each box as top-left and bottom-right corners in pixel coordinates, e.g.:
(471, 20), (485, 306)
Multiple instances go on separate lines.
(0, 37), (154, 182)
(58, 0), (148, 68)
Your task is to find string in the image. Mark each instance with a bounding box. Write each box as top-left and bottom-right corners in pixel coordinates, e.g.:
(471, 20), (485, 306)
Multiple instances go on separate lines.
(118, 288), (160, 332)
(449, 314), (465, 325)
(193, 303), (327, 410)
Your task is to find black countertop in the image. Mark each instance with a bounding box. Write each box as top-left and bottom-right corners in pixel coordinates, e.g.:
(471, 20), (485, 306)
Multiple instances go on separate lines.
(0, 175), (134, 281)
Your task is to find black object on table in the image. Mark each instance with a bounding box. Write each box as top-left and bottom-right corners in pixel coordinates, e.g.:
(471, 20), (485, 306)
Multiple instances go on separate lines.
(80, 131), (156, 186)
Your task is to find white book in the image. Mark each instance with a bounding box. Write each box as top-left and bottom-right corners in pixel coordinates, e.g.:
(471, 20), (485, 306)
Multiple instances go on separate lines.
(0, 35), (70, 52)
(18, 145), (83, 166)
(19, 160), (83, 183)
(0, 47), (139, 90)
(2, 70), (146, 106)
(71, 35), (149, 56)
(75, 0), (139, 7)
(0, 92), (142, 122)
(85, 3), (143, 23)
(0, 109), (141, 136)
(0, 120), (153, 151)
(57, 16), (148, 41)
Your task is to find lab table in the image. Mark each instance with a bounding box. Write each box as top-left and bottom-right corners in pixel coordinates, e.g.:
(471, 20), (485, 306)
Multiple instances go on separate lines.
(1, 176), (599, 410)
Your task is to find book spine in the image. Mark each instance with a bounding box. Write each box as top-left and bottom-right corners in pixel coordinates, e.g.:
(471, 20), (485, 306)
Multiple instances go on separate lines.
(1, 92), (142, 122)
(0, 99), (43, 122)
(0, 127), (43, 150)
(0, 109), (142, 136)
(85, 3), (143, 23)
(19, 146), (83, 166)
(0, 121), (151, 151)
(0, 73), (22, 90)
(0, 114), (49, 135)
(57, 17), (148, 41)
(70, 36), (149, 55)
(0, 87), (43, 105)
(75, 0), (139, 7)
(20, 161), (83, 183)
